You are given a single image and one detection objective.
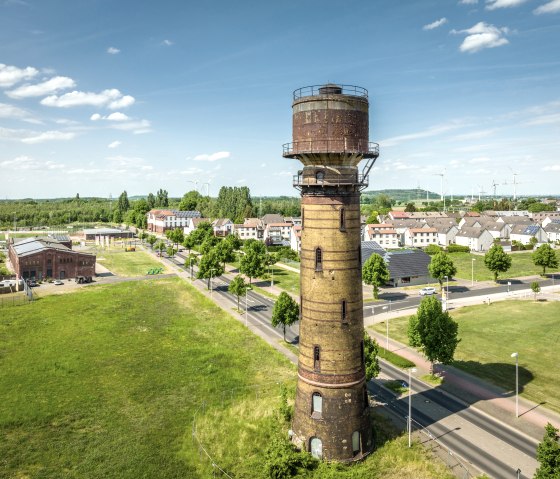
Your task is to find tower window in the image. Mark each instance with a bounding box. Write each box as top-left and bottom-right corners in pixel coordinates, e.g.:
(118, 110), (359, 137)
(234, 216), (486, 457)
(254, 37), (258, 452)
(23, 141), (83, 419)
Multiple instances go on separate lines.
(315, 247), (323, 271)
(312, 392), (322, 416)
(340, 208), (346, 231)
(301, 208), (304, 229)
(341, 300), (347, 322)
(313, 346), (321, 371)
(360, 340), (364, 364)
(315, 171), (324, 183)
(352, 431), (361, 456)
(310, 437), (323, 459)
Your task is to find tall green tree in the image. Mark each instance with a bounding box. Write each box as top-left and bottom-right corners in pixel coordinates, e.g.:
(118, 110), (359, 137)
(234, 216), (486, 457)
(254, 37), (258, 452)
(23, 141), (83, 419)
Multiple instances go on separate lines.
(147, 234), (157, 249)
(154, 240), (166, 255)
(146, 193), (155, 209)
(428, 251), (457, 291)
(484, 244), (512, 282)
(228, 274), (248, 311)
(408, 296), (460, 374)
(215, 239), (236, 269)
(240, 239), (267, 284)
(189, 221), (214, 246)
(404, 202), (417, 212)
(166, 228), (184, 251)
(271, 292), (299, 341)
(363, 332), (380, 381)
(197, 248), (224, 289)
(362, 253), (390, 300)
(533, 243), (559, 276)
(155, 189), (169, 207)
(531, 281), (541, 302)
(179, 190), (202, 211)
(200, 235), (220, 255)
(117, 190), (130, 213)
(535, 423), (560, 479)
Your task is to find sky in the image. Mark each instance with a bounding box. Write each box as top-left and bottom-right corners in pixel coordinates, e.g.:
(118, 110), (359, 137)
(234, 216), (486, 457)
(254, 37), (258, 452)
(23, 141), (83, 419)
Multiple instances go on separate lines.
(1, 0), (559, 200)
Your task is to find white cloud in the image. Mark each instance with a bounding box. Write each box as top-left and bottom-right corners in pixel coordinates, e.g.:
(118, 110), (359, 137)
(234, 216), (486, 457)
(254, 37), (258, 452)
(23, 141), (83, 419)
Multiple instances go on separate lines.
(486, 0), (528, 9)
(0, 102), (29, 119)
(0, 155), (65, 170)
(452, 22), (509, 53)
(542, 164), (560, 171)
(380, 122), (464, 147)
(21, 130), (76, 144)
(107, 47), (120, 54)
(423, 18), (448, 30)
(111, 119), (151, 134)
(525, 113), (560, 125)
(534, 0), (560, 14)
(108, 140), (121, 149)
(91, 112), (130, 121)
(469, 156), (492, 163)
(41, 88), (135, 109)
(0, 63), (38, 87)
(459, 0), (478, 4)
(192, 151), (231, 162)
(6, 76), (75, 99)
(162, 39), (174, 46)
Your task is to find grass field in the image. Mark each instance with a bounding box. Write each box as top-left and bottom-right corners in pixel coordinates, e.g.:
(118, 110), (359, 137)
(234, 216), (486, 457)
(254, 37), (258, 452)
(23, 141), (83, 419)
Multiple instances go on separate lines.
(371, 300), (560, 411)
(95, 247), (169, 276)
(451, 250), (560, 282)
(0, 279), (457, 478)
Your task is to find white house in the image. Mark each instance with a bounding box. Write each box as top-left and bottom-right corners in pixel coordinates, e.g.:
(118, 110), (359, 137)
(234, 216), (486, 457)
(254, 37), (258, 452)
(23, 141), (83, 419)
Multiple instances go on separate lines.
(434, 224), (458, 246)
(212, 218), (233, 237)
(484, 221), (511, 240)
(290, 225), (302, 254)
(509, 224), (548, 245)
(363, 224), (399, 248)
(264, 222), (292, 245)
(403, 227), (438, 248)
(455, 227), (494, 251)
(544, 223), (560, 243)
(147, 209), (201, 234)
(234, 218), (263, 241)
(183, 217), (210, 236)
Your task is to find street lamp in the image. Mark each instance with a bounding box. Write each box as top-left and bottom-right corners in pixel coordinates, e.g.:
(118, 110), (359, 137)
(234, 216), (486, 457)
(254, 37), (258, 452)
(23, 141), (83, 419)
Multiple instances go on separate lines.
(245, 286), (252, 327)
(511, 352), (519, 418)
(189, 258), (194, 280)
(269, 265), (274, 287)
(471, 258), (475, 287)
(508, 281), (511, 294)
(408, 367), (417, 448)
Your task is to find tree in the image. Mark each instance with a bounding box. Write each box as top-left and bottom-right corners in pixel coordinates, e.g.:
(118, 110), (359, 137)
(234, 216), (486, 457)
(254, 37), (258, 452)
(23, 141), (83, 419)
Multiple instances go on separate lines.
(197, 248), (224, 289)
(224, 232), (242, 251)
(533, 243), (559, 276)
(146, 193), (155, 209)
(363, 332), (380, 381)
(166, 228), (184, 251)
(189, 221), (214, 246)
(182, 234), (196, 255)
(484, 243), (512, 283)
(271, 292), (299, 341)
(531, 281), (541, 302)
(155, 188), (169, 207)
(200, 235), (220, 255)
(166, 245), (177, 257)
(428, 251), (457, 290)
(365, 210), (379, 224)
(404, 202), (417, 212)
(535, 423), (560, 479)
(362, 253), (390, 300)
(179, 190), (202, 211)
(147, 234), (157, 249)
(154, 240), (166, 255)
(117, 190), (130, 214)
(408, 296), (460, 374)
(228, 275), (247, 311)
(215, 239), (236, 269)
(240, 239), (267, 284)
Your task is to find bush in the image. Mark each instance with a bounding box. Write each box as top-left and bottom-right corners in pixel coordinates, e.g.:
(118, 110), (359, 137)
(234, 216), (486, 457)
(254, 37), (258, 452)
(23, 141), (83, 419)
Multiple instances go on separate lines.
(424, 244), (442, 255)
(264, 435), (317, 479)
(447, 244), (470, 253)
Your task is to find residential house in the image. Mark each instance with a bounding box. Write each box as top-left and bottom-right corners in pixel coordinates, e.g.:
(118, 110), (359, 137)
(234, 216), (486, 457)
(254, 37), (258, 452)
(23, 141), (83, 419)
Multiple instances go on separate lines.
(434, 224), (458, 246)
(484, 222), (511, 240)
(183, 217), (210, 236)
(509, 224), (548, 245)
(264, 222), (292, 246)
(362, 224), (399, 249)
(234, 218), (263, 240)
(147, 209), (201, 234)
(540, 214), (560, 228)
(403, 227), (438, 248)
(544, 223), (560, 243)
(212, 218), (233, 237)
(455, 227), (494, 251)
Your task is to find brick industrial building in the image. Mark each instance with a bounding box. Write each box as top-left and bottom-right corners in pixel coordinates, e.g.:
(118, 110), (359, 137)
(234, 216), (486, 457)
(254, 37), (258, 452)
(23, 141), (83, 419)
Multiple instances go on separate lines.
(284, 84), (379, 461)
(8, 237), (96, 280)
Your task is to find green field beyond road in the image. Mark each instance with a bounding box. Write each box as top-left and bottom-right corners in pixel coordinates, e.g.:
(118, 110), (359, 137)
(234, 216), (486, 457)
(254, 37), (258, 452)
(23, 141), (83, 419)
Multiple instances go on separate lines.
(95, 247), (169, 276)
(451, 250), (560, 282)
(0, 279), (456, 478)
(371, 300), (560, 412)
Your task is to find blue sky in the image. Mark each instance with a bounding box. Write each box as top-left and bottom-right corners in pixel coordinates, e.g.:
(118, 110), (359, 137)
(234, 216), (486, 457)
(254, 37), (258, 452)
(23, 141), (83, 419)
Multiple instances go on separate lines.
(1, 0), (559, 199)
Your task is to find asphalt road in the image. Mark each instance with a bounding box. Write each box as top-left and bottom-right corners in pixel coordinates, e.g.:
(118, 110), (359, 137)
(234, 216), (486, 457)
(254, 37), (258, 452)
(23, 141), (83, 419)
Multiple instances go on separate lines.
(163, 250), (540, 478)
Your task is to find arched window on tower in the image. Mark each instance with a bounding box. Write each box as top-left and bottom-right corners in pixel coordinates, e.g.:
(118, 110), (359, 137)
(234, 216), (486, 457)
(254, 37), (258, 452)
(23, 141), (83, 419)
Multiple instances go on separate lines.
(313, 345), (321, 371)
(310, 437), (323, 459)
(340, 208), (346, 231)
(341, 300), (347, 322)
(311, 392), (322, 418)
(315, 170), (324, 183)
(315, 247), (323, 272)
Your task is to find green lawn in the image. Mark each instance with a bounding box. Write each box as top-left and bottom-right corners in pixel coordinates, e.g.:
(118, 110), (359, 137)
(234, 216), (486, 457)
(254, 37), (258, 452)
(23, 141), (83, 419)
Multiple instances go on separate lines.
(0, 279), (458, 478)
(371, 300), (560, 412)
(95, 247), (169, 276)
(451, 250), (560, 282)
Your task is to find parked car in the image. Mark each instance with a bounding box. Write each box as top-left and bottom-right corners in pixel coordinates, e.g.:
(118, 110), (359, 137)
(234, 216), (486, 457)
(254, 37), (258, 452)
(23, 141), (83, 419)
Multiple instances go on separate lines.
(419, 287), (437, 296)
(53, 280), (64, 285)
(27, 280), (38, 287)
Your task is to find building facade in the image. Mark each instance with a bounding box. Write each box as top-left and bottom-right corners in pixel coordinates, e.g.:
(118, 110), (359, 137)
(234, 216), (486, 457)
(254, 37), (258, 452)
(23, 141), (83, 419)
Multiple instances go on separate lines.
(284, 84), (378, 462)
(147, 209), (201, 233)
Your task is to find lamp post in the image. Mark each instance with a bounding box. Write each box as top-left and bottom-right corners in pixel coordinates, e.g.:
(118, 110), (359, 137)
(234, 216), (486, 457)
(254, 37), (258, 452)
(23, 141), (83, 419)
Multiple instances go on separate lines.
(189, 258), (194, 280)
(245, 286), (252, 327)
(511, 352), (519, 418)
(270, 265), (274, 287)
(471, 258), (475, 287)
(408, 367), (417, 448)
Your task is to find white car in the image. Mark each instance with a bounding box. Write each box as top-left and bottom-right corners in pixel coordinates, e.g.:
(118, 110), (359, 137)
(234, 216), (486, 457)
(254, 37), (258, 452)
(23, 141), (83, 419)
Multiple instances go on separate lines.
(419, 287), (437, 296)
(53, 280), (64, 285)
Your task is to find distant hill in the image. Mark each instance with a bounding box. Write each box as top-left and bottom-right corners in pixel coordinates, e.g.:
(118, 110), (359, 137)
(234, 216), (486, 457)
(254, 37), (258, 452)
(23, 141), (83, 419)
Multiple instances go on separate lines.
(362, 189), (440, 202)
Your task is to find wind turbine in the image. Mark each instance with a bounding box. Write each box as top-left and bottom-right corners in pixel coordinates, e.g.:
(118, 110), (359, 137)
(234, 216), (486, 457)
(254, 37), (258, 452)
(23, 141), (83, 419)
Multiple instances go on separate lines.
(477, 185), (486, 202)
(491, 180), (499, 198)
(432, 169), (446, 211)
(505, 168), (519, 202)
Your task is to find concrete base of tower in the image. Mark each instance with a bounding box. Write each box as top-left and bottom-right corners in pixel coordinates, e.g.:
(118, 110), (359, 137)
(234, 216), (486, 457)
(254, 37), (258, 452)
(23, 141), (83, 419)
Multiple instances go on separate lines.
(291, 380), (374, 462)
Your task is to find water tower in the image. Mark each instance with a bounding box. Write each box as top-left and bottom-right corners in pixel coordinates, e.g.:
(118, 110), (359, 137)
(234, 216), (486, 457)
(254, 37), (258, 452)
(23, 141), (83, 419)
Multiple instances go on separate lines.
(283, 84), (379, 461)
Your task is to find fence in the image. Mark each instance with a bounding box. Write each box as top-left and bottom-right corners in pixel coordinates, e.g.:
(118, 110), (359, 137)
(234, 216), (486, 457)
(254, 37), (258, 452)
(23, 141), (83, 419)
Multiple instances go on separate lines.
(0, 293), (32, 308)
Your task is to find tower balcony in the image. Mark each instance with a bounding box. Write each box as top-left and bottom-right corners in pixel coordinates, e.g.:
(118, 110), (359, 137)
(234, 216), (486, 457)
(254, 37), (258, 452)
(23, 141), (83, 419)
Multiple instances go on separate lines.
(293, 170), (369, 190)
(283, 140), (379, 160)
